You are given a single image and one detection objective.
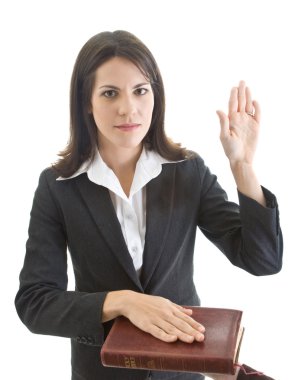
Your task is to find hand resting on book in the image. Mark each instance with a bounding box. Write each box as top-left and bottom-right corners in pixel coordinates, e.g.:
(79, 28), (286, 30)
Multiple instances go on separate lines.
(102, 290), (205, 343)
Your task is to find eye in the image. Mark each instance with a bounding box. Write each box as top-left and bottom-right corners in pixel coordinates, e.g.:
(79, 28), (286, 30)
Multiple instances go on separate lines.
(102, 90), (118, 98)
(134, 88), (149, 96)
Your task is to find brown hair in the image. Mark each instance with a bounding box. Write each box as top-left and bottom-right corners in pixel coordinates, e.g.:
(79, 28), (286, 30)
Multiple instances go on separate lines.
(53, 30), (190, 177)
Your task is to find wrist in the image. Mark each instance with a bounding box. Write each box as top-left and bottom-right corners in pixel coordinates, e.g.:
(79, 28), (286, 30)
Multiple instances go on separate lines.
(229, 161), (256, 186)
(102, 290), (134, 323)
(229, 162), (266, 207)
(229, 160), (253, 173)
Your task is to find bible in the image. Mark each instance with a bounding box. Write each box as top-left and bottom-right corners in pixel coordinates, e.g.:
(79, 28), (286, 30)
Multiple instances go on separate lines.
(101, 306), (244, 375)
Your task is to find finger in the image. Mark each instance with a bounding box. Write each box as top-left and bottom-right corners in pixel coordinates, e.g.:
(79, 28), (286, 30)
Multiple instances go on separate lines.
(253, 100), (261, 123)
(245, 86), (253, 114)
(173, 308), (205, 332)
(171, 317), (205, 342)
(162, 321), (196, 343)
(157, 319), (205, 343)
(238, 80), (246, 112)
(149, 325), (178, 343)
(216, 110), (230, 139)
(174, 304), (193, 315)
(228, 87), (238, 115)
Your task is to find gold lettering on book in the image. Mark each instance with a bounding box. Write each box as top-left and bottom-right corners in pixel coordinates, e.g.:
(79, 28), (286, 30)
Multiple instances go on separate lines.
(123, 356), (137, 368)
(124, 356), (130, 368)
(130, 357), (137, 368)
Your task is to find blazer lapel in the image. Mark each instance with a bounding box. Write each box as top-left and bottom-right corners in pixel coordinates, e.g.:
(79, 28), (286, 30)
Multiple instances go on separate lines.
(75, 174), (143, 291)
(140, 164), (176, 290)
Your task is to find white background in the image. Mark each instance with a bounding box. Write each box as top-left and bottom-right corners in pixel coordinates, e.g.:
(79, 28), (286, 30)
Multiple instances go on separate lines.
(1, 1), (293, 379)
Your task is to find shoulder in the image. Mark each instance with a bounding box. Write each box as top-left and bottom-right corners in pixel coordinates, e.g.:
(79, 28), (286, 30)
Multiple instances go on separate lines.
(37, 167), (82, 197)
(159, 151), (210, 186)
(37, 167), (61, 191)
(33, 167), (87, 211)
(172, 151), (207, 174)
(39, 166), (59, 181)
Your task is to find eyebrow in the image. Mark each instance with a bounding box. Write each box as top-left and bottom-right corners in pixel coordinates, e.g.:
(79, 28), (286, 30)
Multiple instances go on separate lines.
(98, 82), (151, 90)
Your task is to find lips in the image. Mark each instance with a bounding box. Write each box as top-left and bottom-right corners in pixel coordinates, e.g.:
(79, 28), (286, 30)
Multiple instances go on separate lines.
(114, 123), (141, 131)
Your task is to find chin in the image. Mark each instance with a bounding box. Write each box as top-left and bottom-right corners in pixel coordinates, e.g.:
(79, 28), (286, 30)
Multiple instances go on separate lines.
(116, 137), (146, 150)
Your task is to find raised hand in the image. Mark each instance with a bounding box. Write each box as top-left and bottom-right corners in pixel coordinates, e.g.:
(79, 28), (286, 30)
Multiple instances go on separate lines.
(216, 80), (261, 165)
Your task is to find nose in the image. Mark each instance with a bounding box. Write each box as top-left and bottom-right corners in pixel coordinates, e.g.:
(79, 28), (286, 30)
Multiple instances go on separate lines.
(118, 94), (136, 117)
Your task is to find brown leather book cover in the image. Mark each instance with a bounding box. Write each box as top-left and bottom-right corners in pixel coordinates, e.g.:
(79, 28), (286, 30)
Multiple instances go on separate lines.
(101, 306), (244, 375)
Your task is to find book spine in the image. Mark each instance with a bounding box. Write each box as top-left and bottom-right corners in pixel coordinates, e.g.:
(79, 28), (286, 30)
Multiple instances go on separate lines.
(101, 351), (235, 374)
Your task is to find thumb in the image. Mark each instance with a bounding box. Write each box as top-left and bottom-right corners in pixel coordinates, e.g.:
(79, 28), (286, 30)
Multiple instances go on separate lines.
(216, 110), (229, 138)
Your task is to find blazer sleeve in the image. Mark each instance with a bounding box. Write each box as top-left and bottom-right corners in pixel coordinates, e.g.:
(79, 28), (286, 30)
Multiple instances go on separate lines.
(15, 169), (107, 347)
(194, 156), (283, 275)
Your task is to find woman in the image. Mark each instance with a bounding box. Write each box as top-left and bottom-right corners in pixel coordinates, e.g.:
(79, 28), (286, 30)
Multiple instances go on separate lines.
(15, 30), (282, 380)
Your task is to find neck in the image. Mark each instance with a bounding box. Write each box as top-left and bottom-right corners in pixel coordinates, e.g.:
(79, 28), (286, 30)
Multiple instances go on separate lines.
(99, 144), (143, 172)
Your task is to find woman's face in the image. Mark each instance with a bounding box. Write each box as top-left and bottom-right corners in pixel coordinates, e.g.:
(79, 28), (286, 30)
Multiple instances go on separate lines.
(90, 56), (154, 153)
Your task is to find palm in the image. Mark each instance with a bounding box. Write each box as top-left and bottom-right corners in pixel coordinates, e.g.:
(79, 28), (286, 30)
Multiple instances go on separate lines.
(217, 81), (261, 165)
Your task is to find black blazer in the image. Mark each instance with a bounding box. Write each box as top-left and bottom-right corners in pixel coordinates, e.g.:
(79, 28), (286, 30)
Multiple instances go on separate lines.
(15, 155), (283, 380)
